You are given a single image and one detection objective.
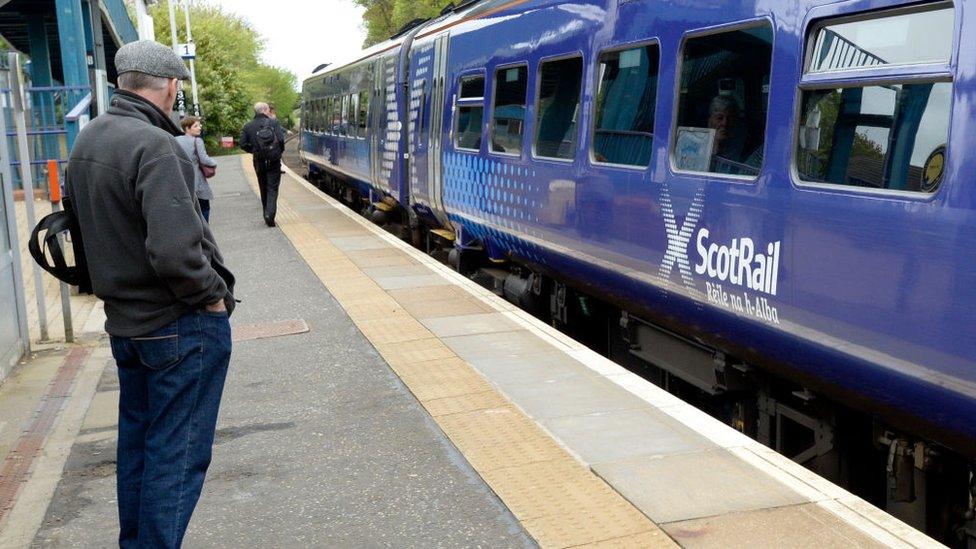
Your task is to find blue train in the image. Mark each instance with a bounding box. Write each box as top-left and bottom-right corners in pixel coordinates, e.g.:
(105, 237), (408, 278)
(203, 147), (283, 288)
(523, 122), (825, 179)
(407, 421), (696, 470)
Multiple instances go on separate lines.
(301, 0), (975, 540)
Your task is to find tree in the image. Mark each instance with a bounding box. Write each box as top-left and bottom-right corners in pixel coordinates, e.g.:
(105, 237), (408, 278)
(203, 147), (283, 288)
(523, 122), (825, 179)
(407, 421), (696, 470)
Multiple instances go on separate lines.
(148, 1), (299, 148)
(355, 0), (453, 47)
(245, 65), (300, 130)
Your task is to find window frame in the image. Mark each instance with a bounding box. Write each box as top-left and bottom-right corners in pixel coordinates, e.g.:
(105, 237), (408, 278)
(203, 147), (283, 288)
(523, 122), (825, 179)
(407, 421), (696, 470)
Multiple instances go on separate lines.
(488, 62), (530, 158)
(804, 1), (955, 76)
(588, 39), (661, 171)
(668, 18), (775, 182)
(454, 71), (487, 153)
(531, 51), (585, 163)
(790, 2), (957, 199)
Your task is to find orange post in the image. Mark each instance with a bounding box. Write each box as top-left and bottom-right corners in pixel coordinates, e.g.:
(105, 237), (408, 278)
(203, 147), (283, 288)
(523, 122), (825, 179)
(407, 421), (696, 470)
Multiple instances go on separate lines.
(47, 160), (61, 203)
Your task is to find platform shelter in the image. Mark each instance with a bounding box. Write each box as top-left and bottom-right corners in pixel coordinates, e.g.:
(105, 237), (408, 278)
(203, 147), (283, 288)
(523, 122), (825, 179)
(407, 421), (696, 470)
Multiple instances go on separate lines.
(0, 0), (138, 189)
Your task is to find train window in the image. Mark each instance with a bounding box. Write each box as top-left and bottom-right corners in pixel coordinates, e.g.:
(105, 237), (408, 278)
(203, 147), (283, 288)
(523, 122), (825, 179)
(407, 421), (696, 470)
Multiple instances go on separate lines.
(326, 97), (335, 134)
(673, 23), (773, 177)
(592, 43), (660, 167)
(808, 5), (953, 73)
(312, 99), (321, 133)
(315, 98), (329, 133)
(491, 65), (528, 155)
(534, 56), (583, 161)
(329, 96), (339, 134)
(796, 5), (954, 194)
(796, 83), (951, 193)
(455, 75), (484, 151)
(307, 99), (315, 132)
(358, 91), (370, 137)
(340, 95), (350, 136)
(350, 94), (361, 138)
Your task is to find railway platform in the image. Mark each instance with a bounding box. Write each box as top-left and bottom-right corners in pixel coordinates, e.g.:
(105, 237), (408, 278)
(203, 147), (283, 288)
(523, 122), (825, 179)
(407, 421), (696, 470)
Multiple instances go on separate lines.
(0, 155), (942, 548)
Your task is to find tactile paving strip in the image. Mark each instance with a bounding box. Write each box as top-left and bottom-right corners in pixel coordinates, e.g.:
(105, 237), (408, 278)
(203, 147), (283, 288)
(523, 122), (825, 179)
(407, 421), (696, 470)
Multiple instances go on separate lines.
(243, 157), (676, 548)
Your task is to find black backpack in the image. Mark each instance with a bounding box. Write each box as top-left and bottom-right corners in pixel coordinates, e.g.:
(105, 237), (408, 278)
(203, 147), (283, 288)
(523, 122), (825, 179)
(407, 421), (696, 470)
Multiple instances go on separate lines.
(253, 120), (282, 163)
(28, 194), (93, 295)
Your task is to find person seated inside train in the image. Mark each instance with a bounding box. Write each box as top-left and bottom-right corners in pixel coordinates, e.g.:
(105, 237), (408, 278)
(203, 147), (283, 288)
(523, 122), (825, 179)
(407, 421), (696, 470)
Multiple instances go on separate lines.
(707, 95), (761, 176)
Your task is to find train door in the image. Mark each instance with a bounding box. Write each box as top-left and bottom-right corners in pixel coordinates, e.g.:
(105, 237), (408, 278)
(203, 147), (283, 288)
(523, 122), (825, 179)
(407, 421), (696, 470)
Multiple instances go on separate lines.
(370, 61), (383, 188)
(427, 34), (451, 229)
(407, 34), (452, 229)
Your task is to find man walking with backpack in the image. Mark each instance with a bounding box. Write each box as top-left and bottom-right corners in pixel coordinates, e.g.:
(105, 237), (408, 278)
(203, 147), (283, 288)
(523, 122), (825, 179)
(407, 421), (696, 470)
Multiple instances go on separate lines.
(240, 102), (285, 227)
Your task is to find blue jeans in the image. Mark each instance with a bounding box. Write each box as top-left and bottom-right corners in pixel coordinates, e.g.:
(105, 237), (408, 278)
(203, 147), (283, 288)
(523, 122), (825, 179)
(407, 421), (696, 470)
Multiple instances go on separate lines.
(109, 310), (232, 549)
(198, 199), (211, 222)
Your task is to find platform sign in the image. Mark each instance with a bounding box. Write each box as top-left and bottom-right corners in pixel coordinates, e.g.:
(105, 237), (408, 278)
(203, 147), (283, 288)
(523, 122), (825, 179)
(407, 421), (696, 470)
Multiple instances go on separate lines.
(175, 43), (196, 60)
(175, 89), (187, 116)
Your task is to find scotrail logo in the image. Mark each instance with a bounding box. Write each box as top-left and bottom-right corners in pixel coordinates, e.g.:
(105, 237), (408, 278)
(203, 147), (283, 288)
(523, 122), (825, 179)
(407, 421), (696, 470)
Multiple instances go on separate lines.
(657, 184), (782, 324)
(658, 184), (705, 289)
(694, 230), (781, 297)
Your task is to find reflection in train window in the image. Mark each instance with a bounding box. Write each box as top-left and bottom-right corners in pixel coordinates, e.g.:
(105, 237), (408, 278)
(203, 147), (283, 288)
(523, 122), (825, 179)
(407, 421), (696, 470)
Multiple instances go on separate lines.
(535, 56), (582, 160)
(593, 44), (660, 167)
(325, 97), (334, 134)
(456, 75), (484, 151)
(491, 65), (528, 155)
(337, 95), (349, 135)
(359, 90), (370, 137)
(808, 5), (954, 72)
(351, 94), (361, 138)
(674, 24), (773, 177)
(796, 82), (951, 193)
(319, 98), (327, 133)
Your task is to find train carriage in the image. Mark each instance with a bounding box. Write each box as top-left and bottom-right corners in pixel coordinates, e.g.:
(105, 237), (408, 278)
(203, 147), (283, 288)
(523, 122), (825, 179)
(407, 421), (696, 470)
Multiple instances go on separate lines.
(302, 0), (976, 543)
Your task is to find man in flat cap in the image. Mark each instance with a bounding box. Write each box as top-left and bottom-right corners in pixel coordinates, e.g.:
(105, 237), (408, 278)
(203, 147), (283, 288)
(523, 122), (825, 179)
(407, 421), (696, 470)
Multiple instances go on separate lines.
(65, 40), (235, 549)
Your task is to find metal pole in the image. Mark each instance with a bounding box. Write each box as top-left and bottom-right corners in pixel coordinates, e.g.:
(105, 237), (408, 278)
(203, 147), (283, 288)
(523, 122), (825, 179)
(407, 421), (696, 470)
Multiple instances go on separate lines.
(182, 0), (200, 116)
(47, 162), (73, 343)
(167, 0), (178, 50)
(9, 52), (49, 342)
(134, 0), (154, 40)
(167, 0), (186, 117)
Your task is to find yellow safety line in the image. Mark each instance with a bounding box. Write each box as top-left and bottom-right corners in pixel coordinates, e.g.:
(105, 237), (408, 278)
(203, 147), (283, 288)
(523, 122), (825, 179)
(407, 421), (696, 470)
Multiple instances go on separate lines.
(240, 157), (676, 548)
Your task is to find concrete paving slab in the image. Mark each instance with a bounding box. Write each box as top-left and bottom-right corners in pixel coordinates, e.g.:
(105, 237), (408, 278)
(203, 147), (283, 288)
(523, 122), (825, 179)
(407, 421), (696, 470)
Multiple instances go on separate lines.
(361, 264), (434, 278)
(661, 502), (886, 548)
(543, 408), (715, 465)
(420, 312), (521, 338)
(330, 235), (391, 252)
(346, 248), (419, 268)
(594, 449), (809, 524)
(401, 296), (496, 319)
(387, 284), (477, 305)
(373, 273), (451, 290)
(499, 374), (649, 420)
(464, 349), (594, 386)
(442, 331), (557, 362)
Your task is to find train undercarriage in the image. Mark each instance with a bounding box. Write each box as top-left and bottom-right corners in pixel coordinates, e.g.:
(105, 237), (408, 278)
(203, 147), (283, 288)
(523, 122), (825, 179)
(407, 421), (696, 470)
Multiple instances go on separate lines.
(305, 168), (976, 548)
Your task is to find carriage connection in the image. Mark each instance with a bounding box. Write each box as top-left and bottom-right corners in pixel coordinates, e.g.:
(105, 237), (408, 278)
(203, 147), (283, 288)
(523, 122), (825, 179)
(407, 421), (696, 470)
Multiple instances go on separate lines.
(297, 0), (976, 544)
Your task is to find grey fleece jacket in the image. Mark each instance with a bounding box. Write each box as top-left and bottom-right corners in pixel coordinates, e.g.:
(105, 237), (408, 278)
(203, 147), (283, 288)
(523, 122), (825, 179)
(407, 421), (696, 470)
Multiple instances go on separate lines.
(66, 90), (235, 337)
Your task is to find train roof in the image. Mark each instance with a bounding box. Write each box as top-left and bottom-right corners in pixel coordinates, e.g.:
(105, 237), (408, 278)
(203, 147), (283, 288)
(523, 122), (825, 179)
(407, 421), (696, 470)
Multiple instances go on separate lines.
(303, 0), (523, 85)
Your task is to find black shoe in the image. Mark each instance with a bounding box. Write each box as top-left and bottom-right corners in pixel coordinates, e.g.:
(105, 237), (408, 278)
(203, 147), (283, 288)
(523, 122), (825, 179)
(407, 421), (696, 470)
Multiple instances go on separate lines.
(265, 218), (276, 227)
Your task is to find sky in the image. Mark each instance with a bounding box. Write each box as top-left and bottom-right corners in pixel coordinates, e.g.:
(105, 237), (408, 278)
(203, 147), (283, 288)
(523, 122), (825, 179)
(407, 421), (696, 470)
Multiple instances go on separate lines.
(208, 0), (367, 86)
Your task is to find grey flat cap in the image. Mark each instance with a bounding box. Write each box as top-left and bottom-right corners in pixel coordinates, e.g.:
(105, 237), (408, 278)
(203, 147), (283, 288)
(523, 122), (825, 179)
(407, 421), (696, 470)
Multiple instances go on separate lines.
(115, 40), (191, 80)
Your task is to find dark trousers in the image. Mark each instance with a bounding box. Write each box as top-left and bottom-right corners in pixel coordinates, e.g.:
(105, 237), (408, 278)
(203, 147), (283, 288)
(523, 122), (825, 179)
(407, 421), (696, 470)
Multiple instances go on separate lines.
(254, 159), (281, 224)
(110, 311), (232, 549)
(198, 199), (210, 222)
